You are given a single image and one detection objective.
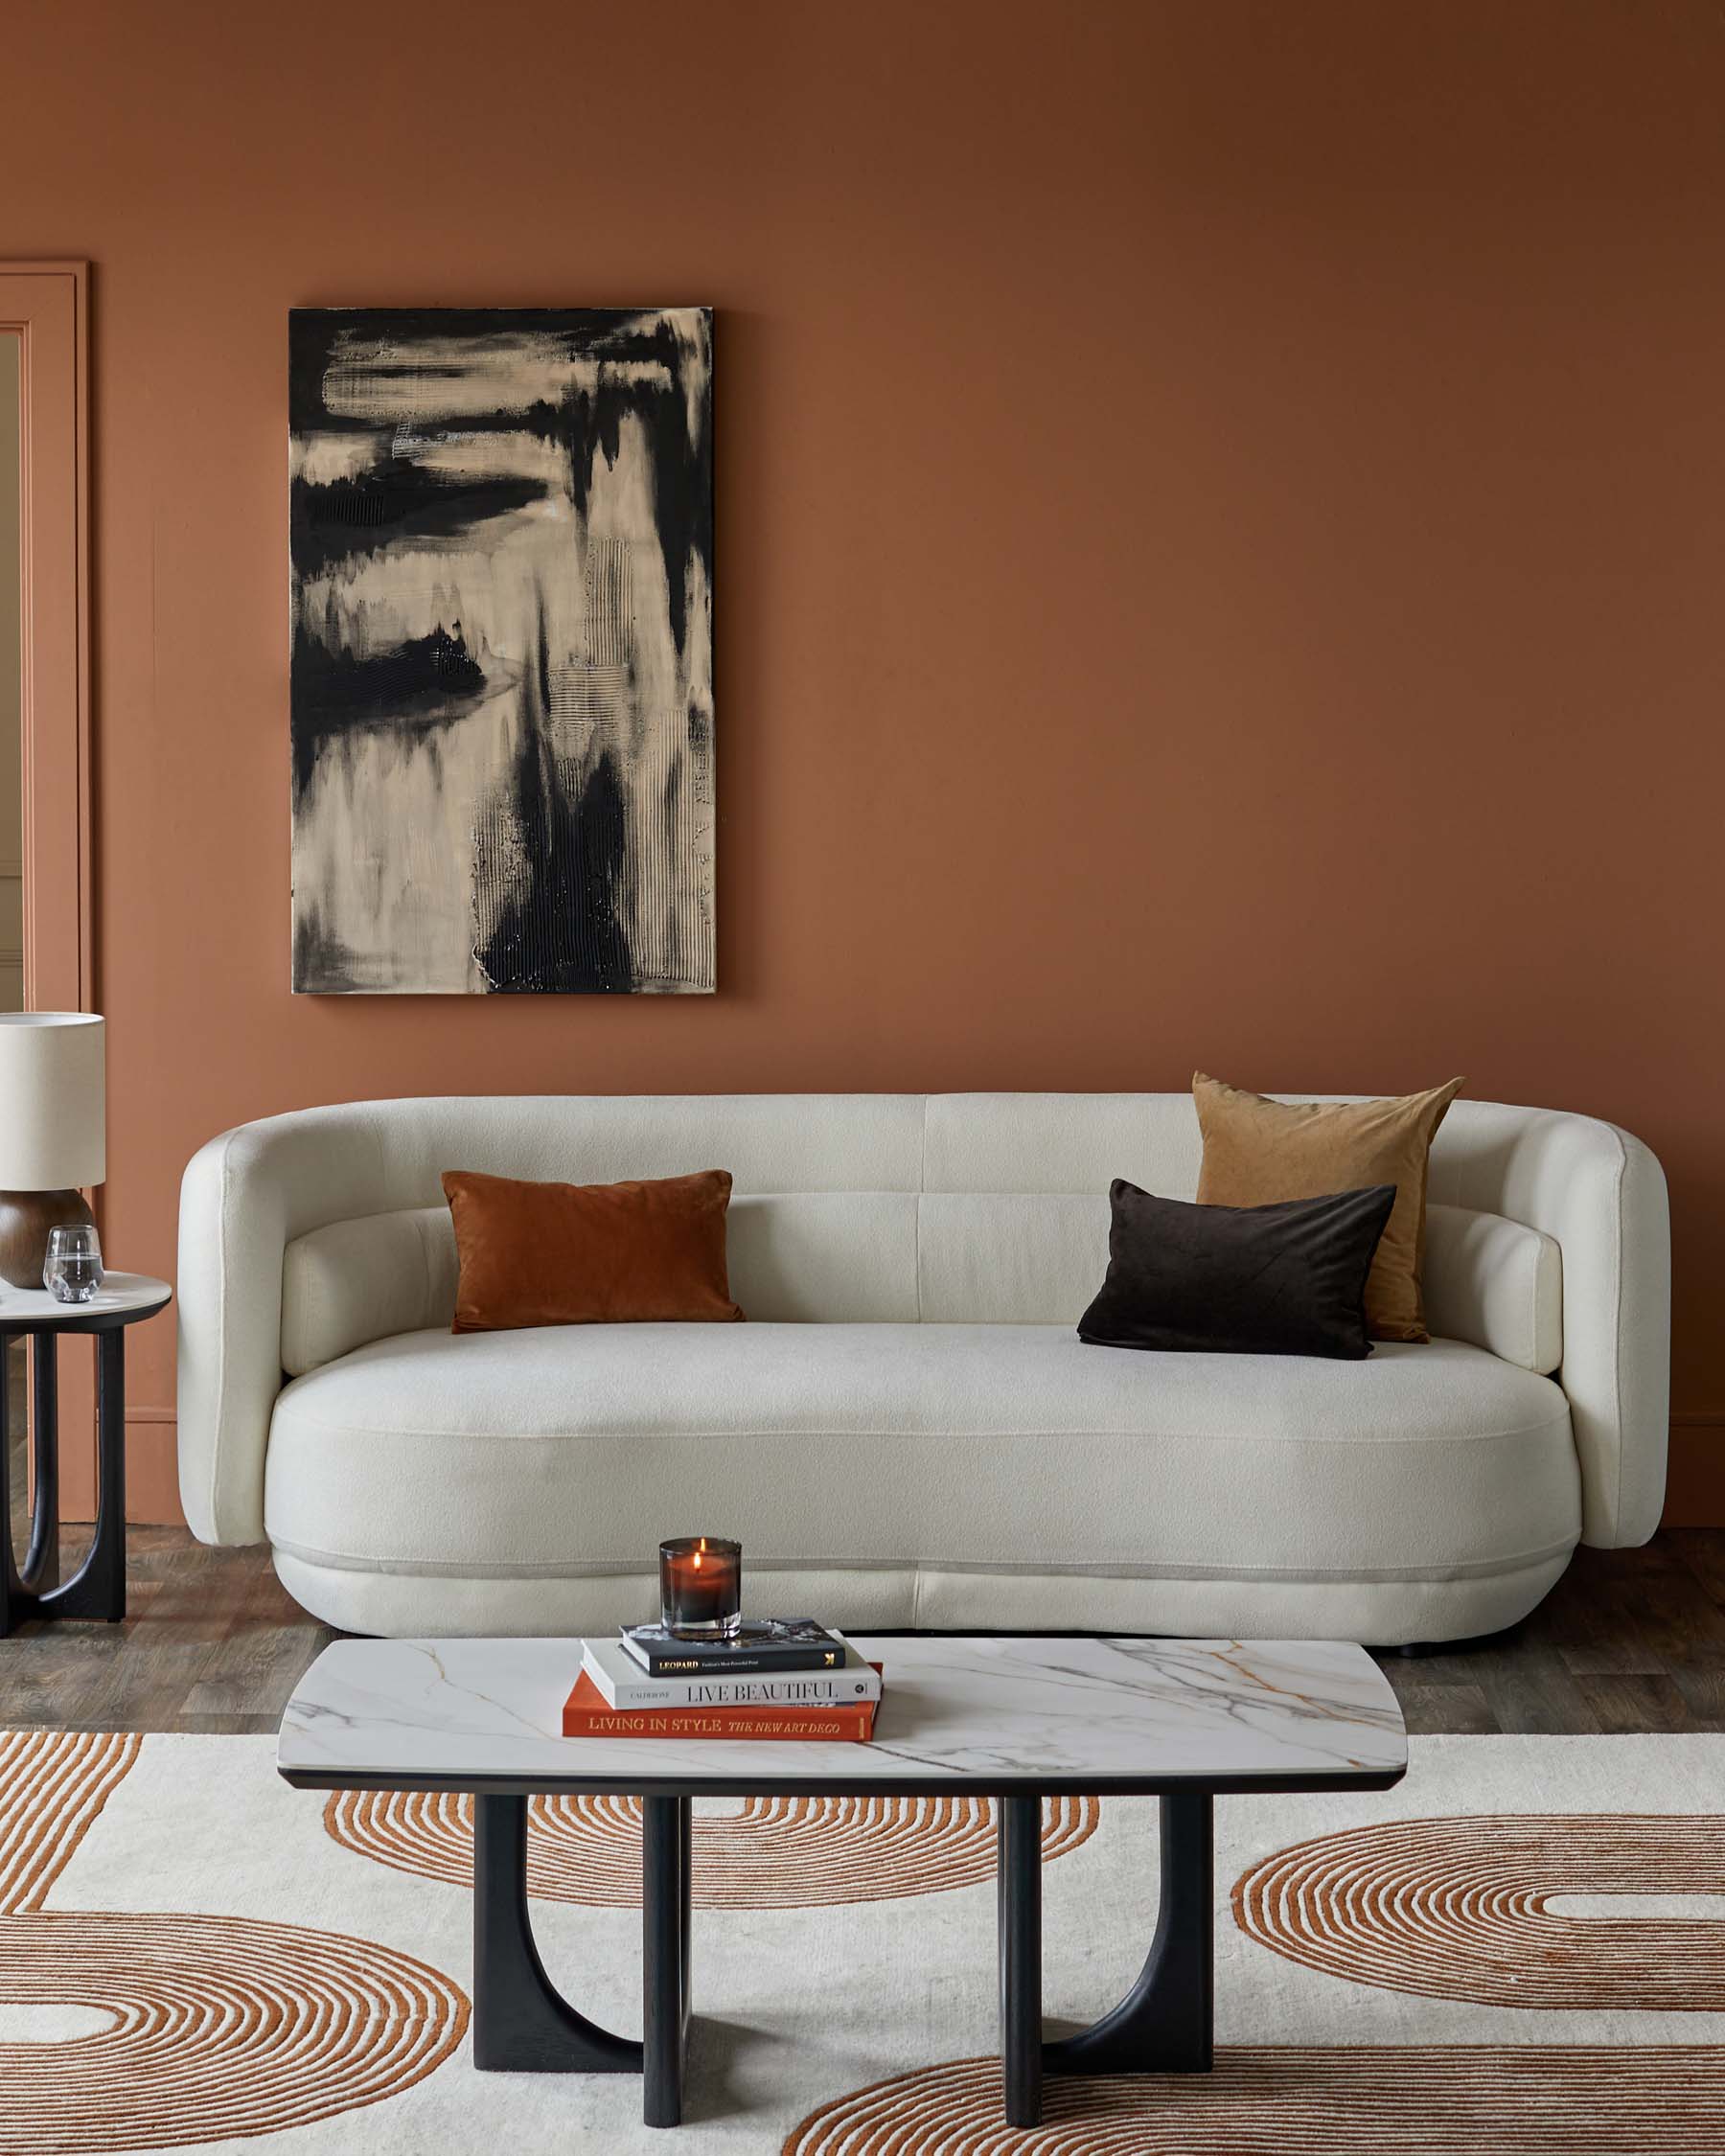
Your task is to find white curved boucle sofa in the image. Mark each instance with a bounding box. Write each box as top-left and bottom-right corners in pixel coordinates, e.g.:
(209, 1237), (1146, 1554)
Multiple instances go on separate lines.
(176, 1092), (1670, 1645)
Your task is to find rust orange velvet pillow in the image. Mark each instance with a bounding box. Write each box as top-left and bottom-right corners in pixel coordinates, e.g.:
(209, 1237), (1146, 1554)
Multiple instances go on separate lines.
(442, 1168), (746, 1332)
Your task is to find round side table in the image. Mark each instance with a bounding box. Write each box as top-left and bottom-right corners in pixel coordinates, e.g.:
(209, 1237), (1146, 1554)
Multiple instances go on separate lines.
(0, 1272), (172, 1637)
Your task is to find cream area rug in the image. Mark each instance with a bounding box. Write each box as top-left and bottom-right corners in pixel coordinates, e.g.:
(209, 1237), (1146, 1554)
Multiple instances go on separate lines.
(4, 1730), (1725, 2153)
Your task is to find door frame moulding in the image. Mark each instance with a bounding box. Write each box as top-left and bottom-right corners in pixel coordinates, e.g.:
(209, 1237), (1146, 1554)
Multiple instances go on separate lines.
(2, 262), (97, 1520)
(0, 260), (92, 1018)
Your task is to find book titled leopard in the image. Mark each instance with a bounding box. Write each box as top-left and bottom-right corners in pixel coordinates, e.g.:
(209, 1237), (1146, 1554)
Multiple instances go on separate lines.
(620, 1617), (849, 1678)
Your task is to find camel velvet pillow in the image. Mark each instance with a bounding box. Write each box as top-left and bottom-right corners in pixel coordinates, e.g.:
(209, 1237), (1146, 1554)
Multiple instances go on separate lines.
(1192, 1072), (1464, 1342)
(442, 1168), (745, 1332)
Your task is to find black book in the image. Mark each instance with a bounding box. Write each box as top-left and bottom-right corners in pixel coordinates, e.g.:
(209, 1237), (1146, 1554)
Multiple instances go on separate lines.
(620, 1617), (850, 1677)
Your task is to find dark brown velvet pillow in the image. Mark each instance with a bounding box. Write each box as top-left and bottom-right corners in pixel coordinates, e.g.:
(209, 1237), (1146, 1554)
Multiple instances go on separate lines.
(443, 1168), (746, 1332)
(1078, 1179), (1397, 1359)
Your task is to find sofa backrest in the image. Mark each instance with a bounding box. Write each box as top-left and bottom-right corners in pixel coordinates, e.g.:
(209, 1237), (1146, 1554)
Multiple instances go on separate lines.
(177, 1092), (1669, 1553)
(277, 1192), (1562, 1376)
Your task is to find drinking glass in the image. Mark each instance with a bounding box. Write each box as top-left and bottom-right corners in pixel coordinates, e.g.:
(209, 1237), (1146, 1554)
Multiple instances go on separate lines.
(44, 1224), (103, 1304)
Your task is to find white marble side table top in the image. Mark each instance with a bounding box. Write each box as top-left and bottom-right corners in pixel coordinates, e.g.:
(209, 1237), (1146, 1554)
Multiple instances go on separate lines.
(0, 1270), (172, 1329)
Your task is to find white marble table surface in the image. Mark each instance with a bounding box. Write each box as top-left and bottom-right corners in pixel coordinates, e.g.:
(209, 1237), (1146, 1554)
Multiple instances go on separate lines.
(278, 1636), (1406, 1794)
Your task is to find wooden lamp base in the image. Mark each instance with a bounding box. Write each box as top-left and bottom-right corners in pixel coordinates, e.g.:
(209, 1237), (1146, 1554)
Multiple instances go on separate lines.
(0, 1189), (95, 1289)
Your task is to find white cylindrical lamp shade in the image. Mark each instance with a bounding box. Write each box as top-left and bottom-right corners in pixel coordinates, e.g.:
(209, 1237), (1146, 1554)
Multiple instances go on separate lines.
(0, 1012), (105, 1190)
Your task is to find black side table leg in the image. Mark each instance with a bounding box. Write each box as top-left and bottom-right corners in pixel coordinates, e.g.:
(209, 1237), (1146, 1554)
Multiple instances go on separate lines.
(24, 1335), (59, 1594)
(998, 1794), (1044, 2126)
(1044, 1789), (1213, 2078)
(472, 1793), (643, 2075)
(87, 1328), (125, 1620)
(24, 1329), (140, 1625)
(35, 1327), (126, 1622)
(643, 1794), (691, 2127)
(0, 1330), (19, 1635)
(1, 1329), (76, 1633)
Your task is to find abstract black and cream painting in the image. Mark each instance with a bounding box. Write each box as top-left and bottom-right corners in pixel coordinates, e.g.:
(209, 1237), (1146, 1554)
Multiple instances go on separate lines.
(289, 308), (713, 993)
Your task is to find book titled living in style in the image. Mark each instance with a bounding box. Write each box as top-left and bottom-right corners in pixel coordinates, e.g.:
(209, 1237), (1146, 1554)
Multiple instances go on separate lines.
(562, 1670), (879, 1743)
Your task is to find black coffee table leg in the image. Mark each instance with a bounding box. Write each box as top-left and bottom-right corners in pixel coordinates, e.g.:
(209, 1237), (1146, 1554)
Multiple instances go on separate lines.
(643, 1794), (692, 2127)
(1044, 1788), (1214, 2076)
(998, 1795), (1043, 2126)
(472, 1793), (643, 2076)
(678, 1789), (692, 2031)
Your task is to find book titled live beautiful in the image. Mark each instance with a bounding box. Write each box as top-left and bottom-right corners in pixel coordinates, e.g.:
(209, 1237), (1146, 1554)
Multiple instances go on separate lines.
(581, 1636), (883, 1712)
(562, 1668), (881, 1743)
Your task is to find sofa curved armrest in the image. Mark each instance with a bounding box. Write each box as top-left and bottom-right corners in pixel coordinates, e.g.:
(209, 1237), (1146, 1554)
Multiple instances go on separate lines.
(1427, 1109), (1670, 1550)
(177, 1109), (391, 1544)
(1574, 1123), (1672, 1548)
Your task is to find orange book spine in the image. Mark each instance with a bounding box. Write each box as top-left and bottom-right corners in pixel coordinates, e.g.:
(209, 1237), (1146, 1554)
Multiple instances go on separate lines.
(562, 1669), (877, 1742)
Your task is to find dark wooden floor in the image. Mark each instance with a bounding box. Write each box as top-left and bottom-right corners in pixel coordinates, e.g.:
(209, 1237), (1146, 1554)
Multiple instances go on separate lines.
(1389, 1528), (1725, 1737)
(2, 1529), (336, 1732)
(6, 1525), (1725, 1735)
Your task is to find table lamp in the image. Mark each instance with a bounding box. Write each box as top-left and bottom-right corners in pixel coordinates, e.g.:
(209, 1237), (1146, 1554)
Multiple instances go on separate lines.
(0, 1012), (104, 1288)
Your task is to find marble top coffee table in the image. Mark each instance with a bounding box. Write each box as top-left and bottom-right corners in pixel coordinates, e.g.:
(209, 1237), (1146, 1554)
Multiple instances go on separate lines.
(280, 1635), (1406, 2129)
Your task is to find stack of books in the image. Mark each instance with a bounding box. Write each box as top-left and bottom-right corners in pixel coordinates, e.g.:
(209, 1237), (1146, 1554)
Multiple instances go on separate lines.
(563, 1618), (883, 1742)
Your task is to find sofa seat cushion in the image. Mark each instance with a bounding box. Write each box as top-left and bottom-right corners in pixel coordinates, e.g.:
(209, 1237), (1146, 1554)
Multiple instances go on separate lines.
(264, 1323), (1579, 1591)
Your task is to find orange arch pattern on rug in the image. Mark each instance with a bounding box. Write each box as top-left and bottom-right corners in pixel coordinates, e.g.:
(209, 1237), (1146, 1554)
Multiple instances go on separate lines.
(326, 1787), (1100, 1907)
(782, 2047), (1725, 2154)
(0, 1730), (469, 2153)
(1232, 1812), (1725, 2007)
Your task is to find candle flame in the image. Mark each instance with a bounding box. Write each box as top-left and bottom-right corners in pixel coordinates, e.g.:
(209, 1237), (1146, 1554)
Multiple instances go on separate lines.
(693, 1548), (702, 1570)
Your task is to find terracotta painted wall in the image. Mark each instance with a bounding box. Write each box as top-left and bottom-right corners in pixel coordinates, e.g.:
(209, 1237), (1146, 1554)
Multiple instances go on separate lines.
(7, 0), (1724, 1524)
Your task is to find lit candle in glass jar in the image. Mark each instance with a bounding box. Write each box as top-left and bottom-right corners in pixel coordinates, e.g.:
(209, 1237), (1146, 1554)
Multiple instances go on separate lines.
(658, 1536), (742, 1640)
